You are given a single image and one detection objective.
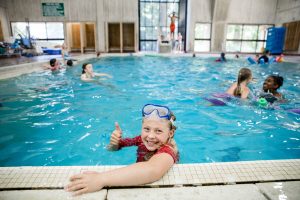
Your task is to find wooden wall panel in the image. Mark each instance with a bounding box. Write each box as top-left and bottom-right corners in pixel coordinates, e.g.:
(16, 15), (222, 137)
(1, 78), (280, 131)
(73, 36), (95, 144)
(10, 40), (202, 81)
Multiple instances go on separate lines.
(85, 23), (95, 48)
(122, 23), (134, 52)
(283, 21), (300, 51)
(108, 23), (120, 52)
(71, 23), (81, 49)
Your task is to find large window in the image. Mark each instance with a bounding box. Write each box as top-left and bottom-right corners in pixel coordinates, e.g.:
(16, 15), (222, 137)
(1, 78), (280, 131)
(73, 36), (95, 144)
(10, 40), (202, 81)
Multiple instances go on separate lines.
(226, 24), (273, 53)
(11, 22), (64, 45)
(139, 0), (179, 51)
(194, 23), (211, 52)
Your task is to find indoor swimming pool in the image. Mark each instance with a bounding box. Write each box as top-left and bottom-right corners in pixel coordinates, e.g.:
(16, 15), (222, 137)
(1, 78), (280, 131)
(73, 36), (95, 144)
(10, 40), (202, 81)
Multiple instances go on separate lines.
(0, 56), (299, 166)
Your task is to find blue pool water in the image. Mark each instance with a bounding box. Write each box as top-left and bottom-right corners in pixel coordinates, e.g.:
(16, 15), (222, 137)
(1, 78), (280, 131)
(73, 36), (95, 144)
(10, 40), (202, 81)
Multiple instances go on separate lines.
(0, 56), (299, 166)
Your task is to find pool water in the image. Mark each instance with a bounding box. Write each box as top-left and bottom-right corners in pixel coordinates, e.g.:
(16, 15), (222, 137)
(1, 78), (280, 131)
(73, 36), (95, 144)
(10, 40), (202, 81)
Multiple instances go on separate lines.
(0, 56), (299, 166)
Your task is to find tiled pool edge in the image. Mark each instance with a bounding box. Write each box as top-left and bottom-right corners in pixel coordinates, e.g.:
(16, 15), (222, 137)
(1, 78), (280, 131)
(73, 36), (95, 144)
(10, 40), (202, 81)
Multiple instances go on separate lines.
(1, 159), (299, 190)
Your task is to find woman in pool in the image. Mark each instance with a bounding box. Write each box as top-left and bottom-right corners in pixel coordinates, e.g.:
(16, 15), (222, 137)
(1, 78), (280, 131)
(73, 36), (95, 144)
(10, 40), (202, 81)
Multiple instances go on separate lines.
(81, 63), (112, 81)
(65, 104), (178, 196)
(226, 68), (252, 99)
(259, 75), (284, 103)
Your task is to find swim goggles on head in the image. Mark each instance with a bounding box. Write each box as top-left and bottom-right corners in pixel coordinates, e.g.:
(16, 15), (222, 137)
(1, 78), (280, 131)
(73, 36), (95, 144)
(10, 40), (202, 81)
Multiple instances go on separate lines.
(142, 104), (171, 120)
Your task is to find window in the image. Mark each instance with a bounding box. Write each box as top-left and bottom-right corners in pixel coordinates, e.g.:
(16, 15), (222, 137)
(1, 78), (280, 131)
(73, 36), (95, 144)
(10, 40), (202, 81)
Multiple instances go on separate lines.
(11, 22), (64, 44)
(226, 24), (273, 53)
(139, 0), (180, 51)
(194, 23), (211, 52)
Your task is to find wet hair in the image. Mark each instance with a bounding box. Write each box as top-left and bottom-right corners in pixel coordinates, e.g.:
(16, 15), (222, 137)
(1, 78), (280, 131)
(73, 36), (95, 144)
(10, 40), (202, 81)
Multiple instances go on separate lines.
(233, 68), (252, 97)
(82, 63), (89, 74)
(221, 52), (226, 61)
(50, 58), (56, 67)
(168, 111), (177, 131)
(264, 49), (270, 55)
(269, 75), (284, 89)
(67, 60), (73, 66)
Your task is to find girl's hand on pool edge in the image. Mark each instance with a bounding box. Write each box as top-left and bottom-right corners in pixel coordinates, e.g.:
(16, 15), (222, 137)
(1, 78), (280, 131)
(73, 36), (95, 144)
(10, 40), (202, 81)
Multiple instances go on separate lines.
(65, 171), (105, 196)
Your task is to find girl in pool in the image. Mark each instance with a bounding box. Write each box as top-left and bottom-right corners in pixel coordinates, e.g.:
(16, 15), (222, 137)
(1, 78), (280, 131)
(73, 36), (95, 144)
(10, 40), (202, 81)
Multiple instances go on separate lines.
(226, 68), (252, 99)
(65, 104), (178, 196)
(259, 75), (284, 103)
(81, 63), (112, 81)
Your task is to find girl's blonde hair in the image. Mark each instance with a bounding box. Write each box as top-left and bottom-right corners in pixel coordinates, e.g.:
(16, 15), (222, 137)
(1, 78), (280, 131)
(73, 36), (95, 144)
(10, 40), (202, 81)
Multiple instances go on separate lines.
(167, 111), (178, 156)
(233, 68), (252, 97)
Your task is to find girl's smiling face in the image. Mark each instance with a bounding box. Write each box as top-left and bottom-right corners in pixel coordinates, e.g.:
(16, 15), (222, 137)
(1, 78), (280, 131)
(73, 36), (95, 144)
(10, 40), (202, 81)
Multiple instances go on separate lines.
(141, 118), (174, 151)
(263, 76), (277, 92)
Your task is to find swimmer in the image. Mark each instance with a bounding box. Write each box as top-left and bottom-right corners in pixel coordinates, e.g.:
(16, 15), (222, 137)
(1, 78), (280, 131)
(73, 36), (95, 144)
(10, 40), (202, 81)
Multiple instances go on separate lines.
(259, 75), (284, 103)
(215, 52), (226, 62)
(44, 58), (61, 71)
(81, 63), (112, 81)
(257, 49), (270, 64)
(66, 60), (73, 67)
(66, 104), (178, 196)
(226, 68), (252, 99)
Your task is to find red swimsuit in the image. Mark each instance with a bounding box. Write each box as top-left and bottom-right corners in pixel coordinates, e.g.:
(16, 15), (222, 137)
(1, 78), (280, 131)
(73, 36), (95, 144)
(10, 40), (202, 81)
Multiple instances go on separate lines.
(119, 135), (178, 163)
(170, 22), (175, 33)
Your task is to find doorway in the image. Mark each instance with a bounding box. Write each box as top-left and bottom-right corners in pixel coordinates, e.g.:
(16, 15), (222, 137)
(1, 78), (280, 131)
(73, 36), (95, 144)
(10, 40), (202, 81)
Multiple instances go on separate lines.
(67, 22), (96, 53)
(108, 23), (121, 52)
(71, 23), (81, 51)
(283, 21), (300, 52)
(123, 23), (135, 52)
(85, 23), (95, 52)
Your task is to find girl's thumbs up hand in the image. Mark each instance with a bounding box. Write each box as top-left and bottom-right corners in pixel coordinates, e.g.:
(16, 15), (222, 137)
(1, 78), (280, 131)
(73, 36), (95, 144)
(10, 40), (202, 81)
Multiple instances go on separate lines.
(108, 122), (122, 150)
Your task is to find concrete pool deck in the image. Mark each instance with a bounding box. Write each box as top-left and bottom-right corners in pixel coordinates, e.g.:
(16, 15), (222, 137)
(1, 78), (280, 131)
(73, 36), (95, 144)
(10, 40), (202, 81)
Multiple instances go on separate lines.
(0, 159), (300, 199)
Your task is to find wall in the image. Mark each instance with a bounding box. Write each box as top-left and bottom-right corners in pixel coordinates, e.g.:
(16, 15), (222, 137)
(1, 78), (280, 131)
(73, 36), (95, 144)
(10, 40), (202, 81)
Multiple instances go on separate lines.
(187, 0), (278, 52)
(97, 0), (138, 52)
(3, 0), (295, 53)
(2, 0), (138, 52)
(186, 0), (212, 51)
(276, 0), (300, 53)
(275, 0), (300, 24)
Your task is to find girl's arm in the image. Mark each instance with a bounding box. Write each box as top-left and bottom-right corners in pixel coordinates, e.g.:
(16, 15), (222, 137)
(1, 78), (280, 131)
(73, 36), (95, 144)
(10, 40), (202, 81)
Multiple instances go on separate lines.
(94, 72), (112, 78)
(66, 153), (174, 196)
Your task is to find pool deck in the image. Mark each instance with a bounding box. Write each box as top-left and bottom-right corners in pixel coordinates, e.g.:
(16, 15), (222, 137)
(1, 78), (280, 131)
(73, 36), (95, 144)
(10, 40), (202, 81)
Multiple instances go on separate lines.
(0, 159), (300, 199)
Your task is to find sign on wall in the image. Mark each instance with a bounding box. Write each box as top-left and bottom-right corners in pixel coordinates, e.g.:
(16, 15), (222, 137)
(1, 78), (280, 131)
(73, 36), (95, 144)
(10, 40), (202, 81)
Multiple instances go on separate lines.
(42, 3), (64, 17)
